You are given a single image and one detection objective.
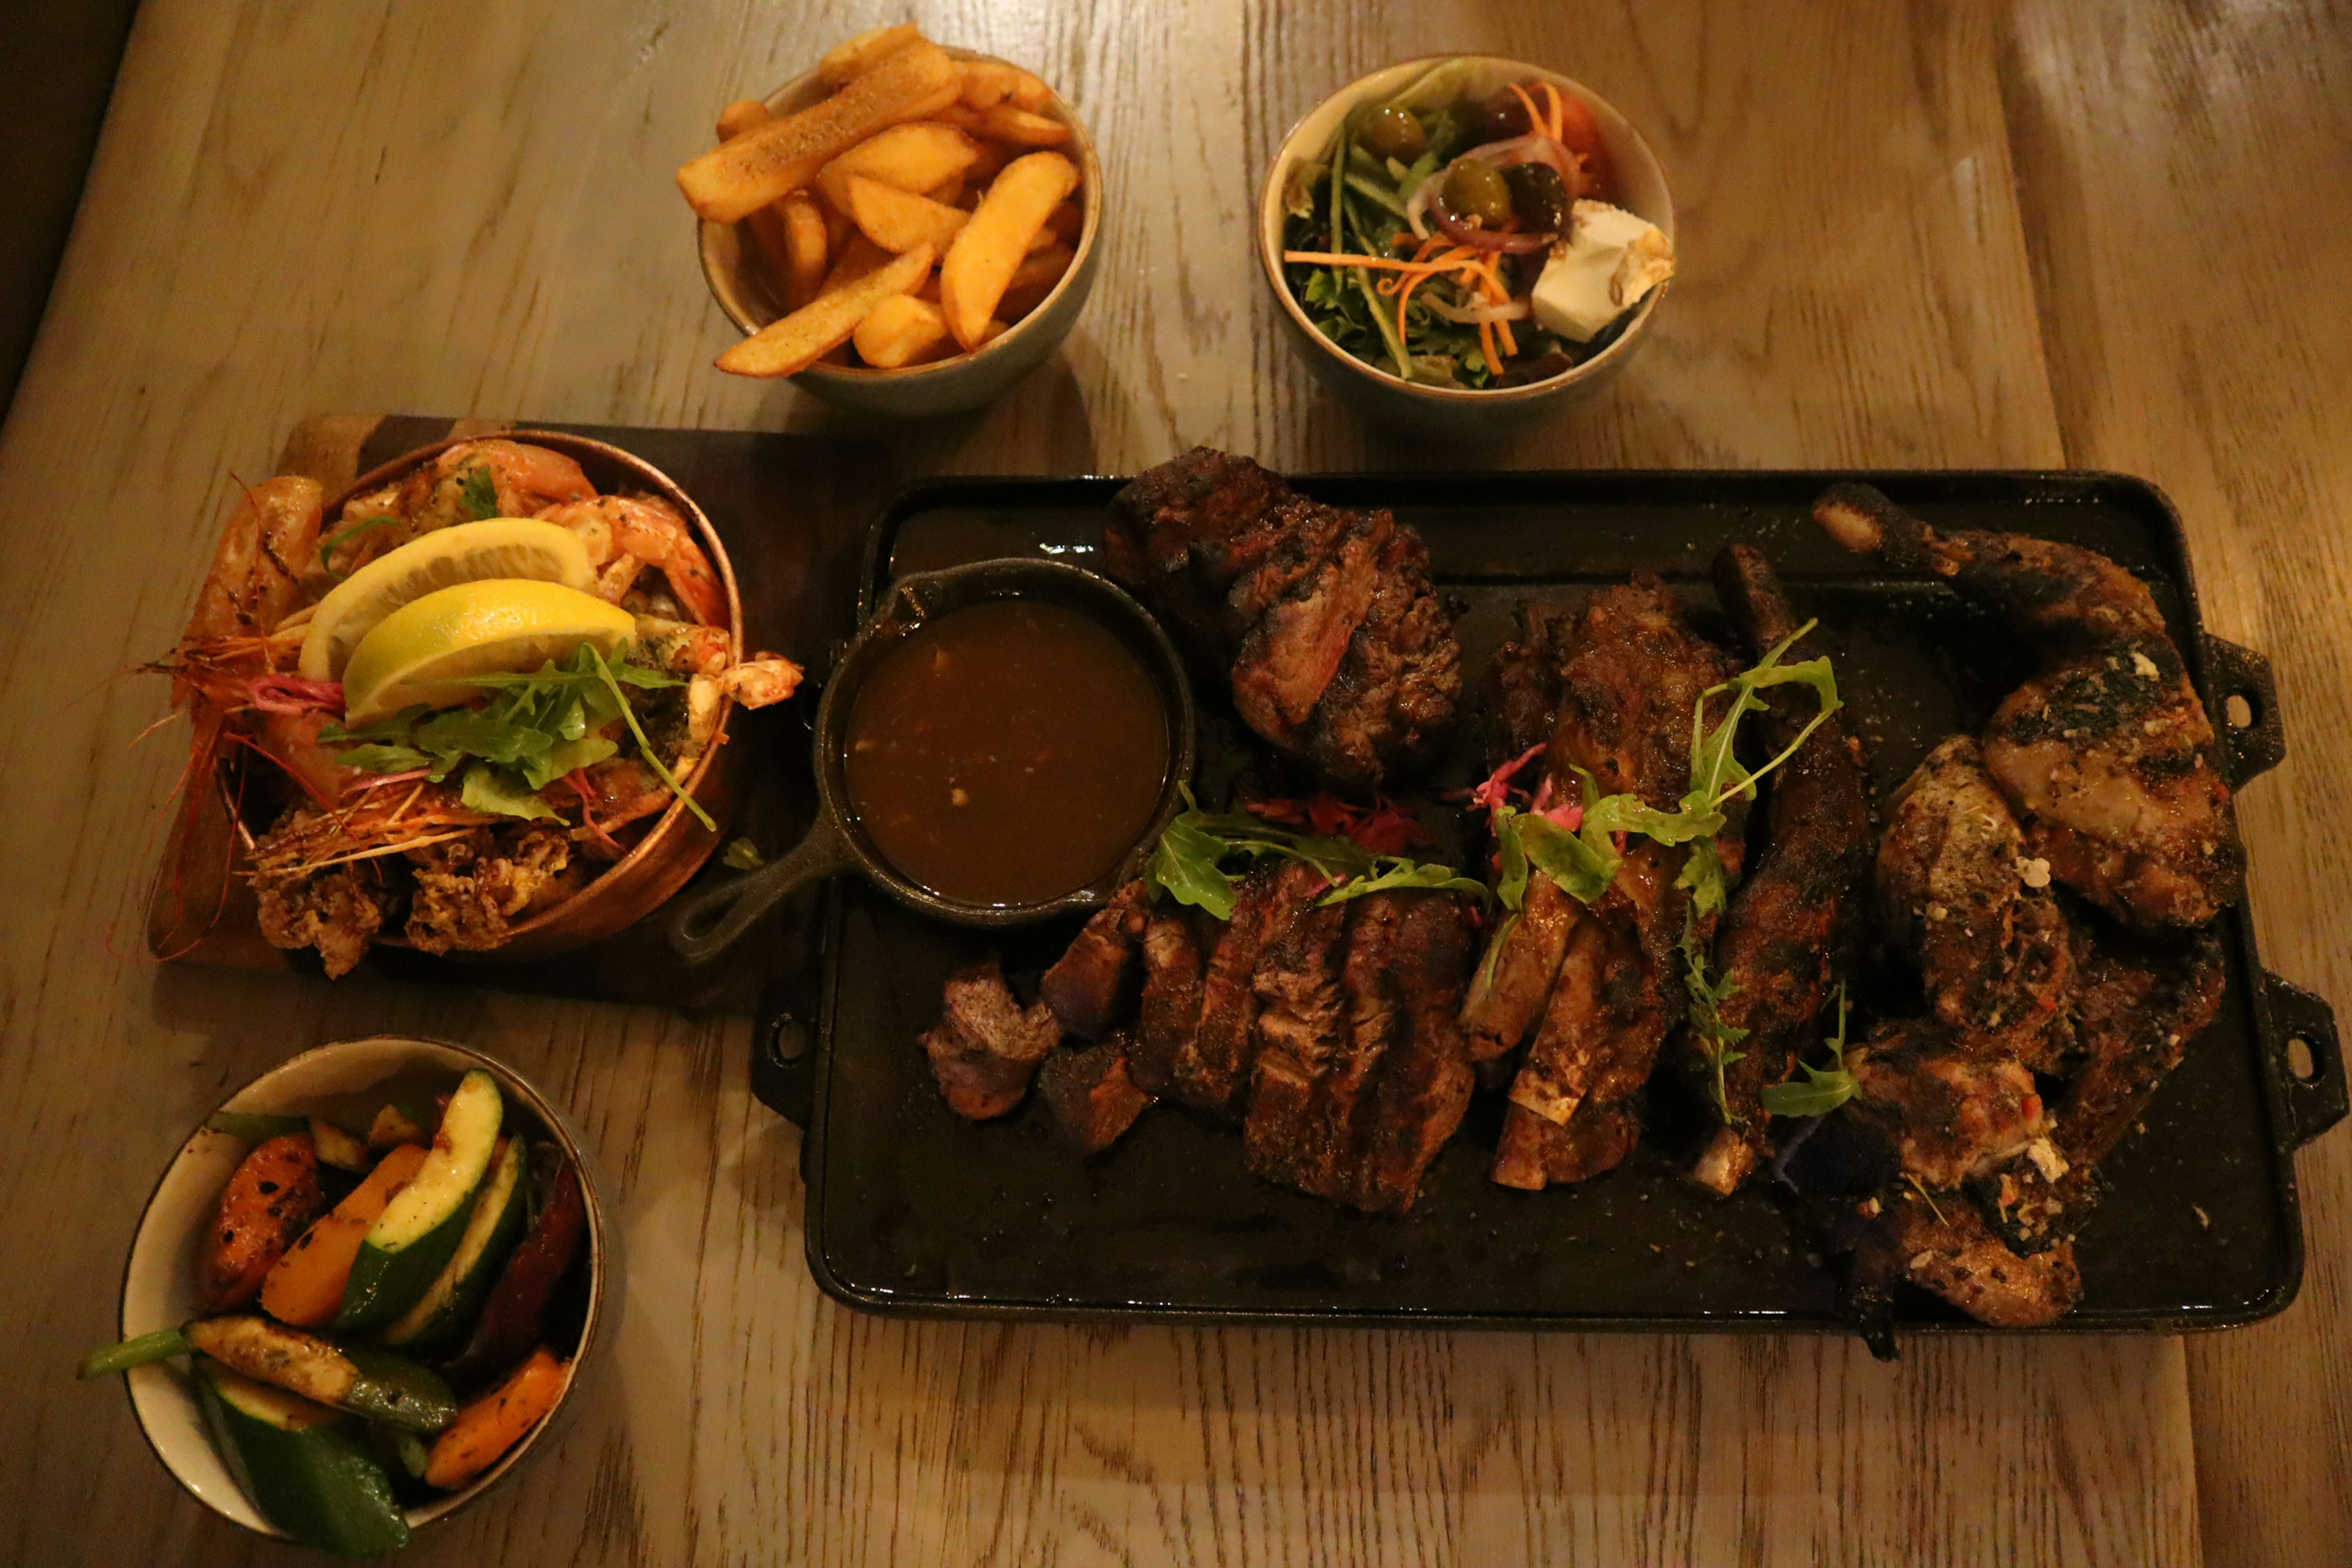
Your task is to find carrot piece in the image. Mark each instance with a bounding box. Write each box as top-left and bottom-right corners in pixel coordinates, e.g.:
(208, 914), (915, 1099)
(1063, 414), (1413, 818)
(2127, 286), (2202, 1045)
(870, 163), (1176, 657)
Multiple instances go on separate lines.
(1540, 81), (1566, 142)
(199, 1134), (326, 1312)
(1509, 82), (1546, 141)
(424, 1348), (571, 1490)
(259, 1142), (428, 1327)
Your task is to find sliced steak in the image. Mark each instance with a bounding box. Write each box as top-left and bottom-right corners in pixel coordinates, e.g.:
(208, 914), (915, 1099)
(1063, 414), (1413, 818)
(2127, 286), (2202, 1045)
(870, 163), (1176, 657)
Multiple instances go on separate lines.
(1351, 893), (1477, 1213)
(1132, 908), (1208, 1097)
(1039, 880), (1150, 1040)
(1039, 1033), (1154, 1154)
(920, 957), (1062, 1120)
(1460, 872), (1579, 1065)
(1171, 862), (1322, 1115)
(1240, 894), (1355, 1192)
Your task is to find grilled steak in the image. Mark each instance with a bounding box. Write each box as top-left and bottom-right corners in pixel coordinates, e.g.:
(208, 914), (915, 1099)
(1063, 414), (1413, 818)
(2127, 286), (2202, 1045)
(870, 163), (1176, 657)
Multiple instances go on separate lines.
(1039, 880), (1150, 1040)
(1171, 861), (1325, 1115)
(919, 957), (1063, 1120)
(1350, 892), (1478, 1213)
(1106, 448), (1460, 791)
(1039, 1033), (1154, 1153)
(1131, 907), (1208, 1097)
(1240, 892), (1354, 1189)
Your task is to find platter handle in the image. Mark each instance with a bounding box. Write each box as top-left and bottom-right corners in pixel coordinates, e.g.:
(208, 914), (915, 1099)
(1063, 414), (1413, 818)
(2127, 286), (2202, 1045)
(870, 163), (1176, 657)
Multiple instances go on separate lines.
(2261, 971), (2347, 1149)
(2203, 635), (2286, 786)
(668, 813), (858, 964)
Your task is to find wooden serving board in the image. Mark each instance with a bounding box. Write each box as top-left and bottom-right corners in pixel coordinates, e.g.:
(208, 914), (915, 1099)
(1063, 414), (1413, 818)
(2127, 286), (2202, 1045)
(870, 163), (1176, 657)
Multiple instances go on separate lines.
(147, 415), (891, 1014)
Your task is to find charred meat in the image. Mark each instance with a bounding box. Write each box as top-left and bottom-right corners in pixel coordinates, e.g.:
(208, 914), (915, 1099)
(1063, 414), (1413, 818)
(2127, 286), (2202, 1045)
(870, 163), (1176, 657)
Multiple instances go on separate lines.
(1039, 881), (1151, 1039)
(1815, 483), (2242, 928)
(1106, 448), (1461, 791)
(1496, 581), (1744, 1189)
(1877, 736), (2074, 1066)
(1689, 547), (1875, 1196)
(1039, 1034), (1155, 1153)
(919, 958), (1062, 1120)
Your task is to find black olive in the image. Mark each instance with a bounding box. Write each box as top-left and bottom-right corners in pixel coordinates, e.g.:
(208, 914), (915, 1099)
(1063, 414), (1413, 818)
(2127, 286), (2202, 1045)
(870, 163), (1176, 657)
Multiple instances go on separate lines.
(1469, 84), (1537, 145)
(1502, 162), (1569, 236)
(1359, 104), (1428, 162)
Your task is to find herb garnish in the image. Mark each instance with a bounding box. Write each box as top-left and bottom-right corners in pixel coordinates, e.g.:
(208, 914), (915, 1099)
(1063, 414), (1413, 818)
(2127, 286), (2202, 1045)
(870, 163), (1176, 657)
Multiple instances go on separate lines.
(1760, 984), (1859, 1118)
(325, 643), (714, 831)
(1148, 785), (1487, 920)
(458, 464), (500, 521)
(1683, 913), (1752, 1124)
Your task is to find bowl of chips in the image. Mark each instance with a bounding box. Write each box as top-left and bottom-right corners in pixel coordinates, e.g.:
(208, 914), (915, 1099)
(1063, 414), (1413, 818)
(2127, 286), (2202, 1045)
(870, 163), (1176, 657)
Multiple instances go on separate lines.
(684, 26), (1103, 417)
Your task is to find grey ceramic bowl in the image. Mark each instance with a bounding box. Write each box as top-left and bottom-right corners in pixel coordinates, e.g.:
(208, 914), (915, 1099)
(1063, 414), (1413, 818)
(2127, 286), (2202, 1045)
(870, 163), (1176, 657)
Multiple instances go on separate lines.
(1258, 56), (1675, 439)
(116, 1037), (610, 1545)
(698, 48), (1102, 417)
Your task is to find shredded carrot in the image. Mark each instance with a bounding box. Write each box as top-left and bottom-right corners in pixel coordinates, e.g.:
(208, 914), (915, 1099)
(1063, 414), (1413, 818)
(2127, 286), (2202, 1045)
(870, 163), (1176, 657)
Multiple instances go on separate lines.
(1496, 315), (1519, 360)
(1540, 81), (1566, 141)
(1509, 83), (1547, 142)
(1479, 317), (1501, 374)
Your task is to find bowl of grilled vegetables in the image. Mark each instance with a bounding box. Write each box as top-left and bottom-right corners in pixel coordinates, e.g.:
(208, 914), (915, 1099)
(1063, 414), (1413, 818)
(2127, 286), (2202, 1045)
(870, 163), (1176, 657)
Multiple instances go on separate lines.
(83, 1038), (606, 1556)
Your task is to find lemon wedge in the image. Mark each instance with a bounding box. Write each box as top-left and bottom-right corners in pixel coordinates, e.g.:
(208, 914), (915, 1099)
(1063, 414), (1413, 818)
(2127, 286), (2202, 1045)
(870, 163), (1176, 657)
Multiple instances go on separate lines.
(300, 518), (595, 681)
(341, 581), (638, 724)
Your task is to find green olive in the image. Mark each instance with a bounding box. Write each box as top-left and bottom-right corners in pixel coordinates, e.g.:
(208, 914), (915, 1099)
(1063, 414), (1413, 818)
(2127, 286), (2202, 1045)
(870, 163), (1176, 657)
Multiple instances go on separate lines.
(1359, 104), (1428, 162)
(1442, 157), (1513, 226)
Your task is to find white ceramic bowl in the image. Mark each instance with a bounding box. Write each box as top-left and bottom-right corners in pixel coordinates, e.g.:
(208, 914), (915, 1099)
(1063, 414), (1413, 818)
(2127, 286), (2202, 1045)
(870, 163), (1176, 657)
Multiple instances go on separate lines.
(697, 48), (1104, 418)
(1259, 55), (1675, 437)
(116, 1037), (610, 1544)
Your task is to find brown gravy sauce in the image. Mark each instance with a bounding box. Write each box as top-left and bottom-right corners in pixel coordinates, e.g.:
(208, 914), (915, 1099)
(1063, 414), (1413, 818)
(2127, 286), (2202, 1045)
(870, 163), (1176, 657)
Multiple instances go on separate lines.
(843, 599), (1169, 905)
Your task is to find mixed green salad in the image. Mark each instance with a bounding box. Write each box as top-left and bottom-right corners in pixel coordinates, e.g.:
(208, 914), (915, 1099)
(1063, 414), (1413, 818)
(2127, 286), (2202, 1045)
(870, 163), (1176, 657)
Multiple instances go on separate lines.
(1280, 58), (1665, 389)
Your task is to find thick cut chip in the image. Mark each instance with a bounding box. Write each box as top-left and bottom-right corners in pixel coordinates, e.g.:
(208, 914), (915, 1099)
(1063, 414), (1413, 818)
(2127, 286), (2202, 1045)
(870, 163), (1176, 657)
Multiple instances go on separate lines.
(816, 23), (925, 89)
(997, 241), (1075, 322)
(979, 105), (1071, 146)
(819, 231), (892, 294)
(815, 121), (982, 213)
(718, 244), (935, 377)
(1006, 69), (1053, 111)
(778, 193), (829, 309)
(715, 98), (769, 141)
(677, 42), (960, 222)
(846, 176), (970, 253)
(939, 151), (1080, 349)
(853, 294), (957, 368)
(959, 60), (1019, 111)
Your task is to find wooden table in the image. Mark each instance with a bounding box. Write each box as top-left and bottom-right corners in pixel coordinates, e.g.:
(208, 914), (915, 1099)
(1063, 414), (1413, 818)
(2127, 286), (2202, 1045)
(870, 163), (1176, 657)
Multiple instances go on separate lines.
(3, 2), (2345, 1562)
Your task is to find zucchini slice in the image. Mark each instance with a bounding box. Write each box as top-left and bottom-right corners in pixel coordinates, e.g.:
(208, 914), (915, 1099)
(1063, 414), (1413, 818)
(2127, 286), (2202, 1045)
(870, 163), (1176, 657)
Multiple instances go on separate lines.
(380, 1137), (529, 1351)
(195, 1359), (412, 1558)
(336, 1070), (503, 1334)
(186, 1316), (455, 1433)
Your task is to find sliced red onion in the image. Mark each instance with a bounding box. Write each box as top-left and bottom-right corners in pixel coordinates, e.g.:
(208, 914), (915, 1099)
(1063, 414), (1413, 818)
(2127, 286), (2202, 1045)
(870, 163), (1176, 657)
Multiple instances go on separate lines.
(1423, 293), (1532, 325)
(1405, 176), (1436, 240)
(1430, 192), (1553, 254)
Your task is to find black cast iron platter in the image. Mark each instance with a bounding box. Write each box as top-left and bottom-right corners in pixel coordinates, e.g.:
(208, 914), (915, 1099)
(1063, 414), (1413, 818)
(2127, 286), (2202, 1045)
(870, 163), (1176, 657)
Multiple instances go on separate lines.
(745, 469), (2345, 1335)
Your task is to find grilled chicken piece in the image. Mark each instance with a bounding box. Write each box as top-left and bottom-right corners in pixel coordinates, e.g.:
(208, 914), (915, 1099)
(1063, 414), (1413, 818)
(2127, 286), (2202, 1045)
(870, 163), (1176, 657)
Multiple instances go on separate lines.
(1131, 908), (1208, 1096)
(1843, 1017), (2057, 1189)
(1460, 872), (1579, 1067)
(1879, 736), (2075, 1066)
(1973, 922), (2226, 1253)
(1106, 448), (1461, 790)
(1039, 880), (1150, 1039)
(1240, 893), (1354, 1182)
(1171, 861), (1325, 1115)
(1499, 581), (1744, 1189)
(1494, 1101), (1642, 1190)
(1814, 483), (2242, 928)
(920, 959), (1063, 1120)
(1852, 1185), (2084, 1332)
(1039, 1033), (1154, 1153)
(1689, 547), (1877, 1196)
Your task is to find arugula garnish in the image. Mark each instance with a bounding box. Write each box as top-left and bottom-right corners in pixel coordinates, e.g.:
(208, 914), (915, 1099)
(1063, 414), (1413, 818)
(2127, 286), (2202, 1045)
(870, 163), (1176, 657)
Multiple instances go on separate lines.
(1147, 785), (1485, 920)
(1761, 984), (1858, 1118)
(1683, 914), (1752, 1125)
(458, 464), (500, 521)
(325, 643), (714, 830)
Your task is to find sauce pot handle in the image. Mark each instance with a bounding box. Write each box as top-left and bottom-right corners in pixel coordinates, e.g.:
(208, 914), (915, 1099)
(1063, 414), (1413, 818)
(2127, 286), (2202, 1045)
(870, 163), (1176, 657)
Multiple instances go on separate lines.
(667, 811), (858, 965)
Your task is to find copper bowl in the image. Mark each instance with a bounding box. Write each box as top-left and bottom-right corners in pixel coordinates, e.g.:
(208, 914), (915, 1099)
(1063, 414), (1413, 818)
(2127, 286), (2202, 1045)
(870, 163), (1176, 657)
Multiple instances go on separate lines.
(149, 430), (744, 966)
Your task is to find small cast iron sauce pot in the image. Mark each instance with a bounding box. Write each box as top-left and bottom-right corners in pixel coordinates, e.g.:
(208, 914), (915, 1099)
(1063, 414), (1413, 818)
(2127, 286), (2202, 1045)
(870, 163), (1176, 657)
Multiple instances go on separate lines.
(668, 559), (1194, 963)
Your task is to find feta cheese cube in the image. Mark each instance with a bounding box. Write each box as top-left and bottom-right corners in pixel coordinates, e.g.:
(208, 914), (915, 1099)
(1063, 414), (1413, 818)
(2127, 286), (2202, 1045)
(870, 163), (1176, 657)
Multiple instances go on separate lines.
(1529, 200), (1675, 343)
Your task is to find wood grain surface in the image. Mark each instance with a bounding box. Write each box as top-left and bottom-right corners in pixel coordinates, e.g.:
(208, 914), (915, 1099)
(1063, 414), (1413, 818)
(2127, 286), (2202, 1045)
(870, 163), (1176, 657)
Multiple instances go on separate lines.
(0, 1), (2340, 1563)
